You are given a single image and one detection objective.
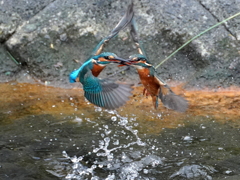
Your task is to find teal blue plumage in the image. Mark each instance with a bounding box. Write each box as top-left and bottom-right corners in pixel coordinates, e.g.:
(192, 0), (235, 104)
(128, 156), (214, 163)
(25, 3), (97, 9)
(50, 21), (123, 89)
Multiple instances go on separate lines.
(69, 2), (134, 109)
(69, 54), (132, 110)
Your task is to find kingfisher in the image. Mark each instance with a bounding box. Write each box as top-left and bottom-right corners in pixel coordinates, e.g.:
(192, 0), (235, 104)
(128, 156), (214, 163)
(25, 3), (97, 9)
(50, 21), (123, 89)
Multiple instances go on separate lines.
(69, 52), (132, 109)
(128, 54), (188, 112)
(124, 17), (188, 112)
(69, 2), (134, 109)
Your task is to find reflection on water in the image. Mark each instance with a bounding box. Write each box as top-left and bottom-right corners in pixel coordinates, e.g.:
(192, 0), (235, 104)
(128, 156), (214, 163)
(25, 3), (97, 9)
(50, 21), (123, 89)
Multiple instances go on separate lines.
(1, 82), (240, 180)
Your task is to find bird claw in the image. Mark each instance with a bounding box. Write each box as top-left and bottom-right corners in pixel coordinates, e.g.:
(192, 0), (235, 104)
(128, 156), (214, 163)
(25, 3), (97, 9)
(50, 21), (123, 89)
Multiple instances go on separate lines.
(143, 88), (150, 98)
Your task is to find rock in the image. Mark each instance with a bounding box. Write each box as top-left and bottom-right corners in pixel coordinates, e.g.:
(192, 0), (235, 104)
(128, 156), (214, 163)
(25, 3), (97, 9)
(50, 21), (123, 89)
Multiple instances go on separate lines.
(132, 0), (240, 88)
(1, 0), (240, 88)
(0, 11), (21, 43)
(0, 0), (55, 20)
(0, 45), (21, 82)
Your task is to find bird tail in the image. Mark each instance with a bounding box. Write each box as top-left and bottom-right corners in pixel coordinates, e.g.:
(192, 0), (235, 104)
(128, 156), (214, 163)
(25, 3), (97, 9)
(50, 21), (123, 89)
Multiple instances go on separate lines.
(159, 84), (188, 112)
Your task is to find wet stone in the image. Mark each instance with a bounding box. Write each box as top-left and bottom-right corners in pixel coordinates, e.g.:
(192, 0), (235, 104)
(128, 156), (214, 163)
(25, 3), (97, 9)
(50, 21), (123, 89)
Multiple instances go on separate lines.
(24, 24), (37, 33)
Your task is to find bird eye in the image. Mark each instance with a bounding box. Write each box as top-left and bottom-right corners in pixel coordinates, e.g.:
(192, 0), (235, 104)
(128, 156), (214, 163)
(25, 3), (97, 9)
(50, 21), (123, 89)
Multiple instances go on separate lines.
(104, 56), (109, 59)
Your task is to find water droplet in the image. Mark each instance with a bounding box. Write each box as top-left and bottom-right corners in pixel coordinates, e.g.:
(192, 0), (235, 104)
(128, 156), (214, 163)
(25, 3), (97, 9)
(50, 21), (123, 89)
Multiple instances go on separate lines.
(62, 151), (68, 158)
(95, 107), (102, 112)
(113, 140), (119, 145)
(105, 130), (112, 135)
(182, 136), (193, 141)
(225, 170), (233, 174)
(103, 125), (109, 129)
(133, 130), (138, 135)
(73, 117), (82, 123)
(111, 116), (117, 121)
(71, 156), (78, 163)
(143, 169), (149, 174)
(107, 163), (112, 168)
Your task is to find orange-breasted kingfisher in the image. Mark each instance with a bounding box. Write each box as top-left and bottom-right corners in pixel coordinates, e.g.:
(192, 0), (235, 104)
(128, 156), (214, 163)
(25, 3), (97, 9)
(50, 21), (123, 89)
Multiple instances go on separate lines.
(69, 2), (134, 109)
(125, 18), (188, 112)
(69, 52), (132, 110)
(128, 54), (188, 112)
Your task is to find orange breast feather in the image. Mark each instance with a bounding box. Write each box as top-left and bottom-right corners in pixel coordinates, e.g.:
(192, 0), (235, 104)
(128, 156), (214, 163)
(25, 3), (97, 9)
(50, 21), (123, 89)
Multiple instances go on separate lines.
(92, 64), (106, 77)
(137, 68), (160, 96)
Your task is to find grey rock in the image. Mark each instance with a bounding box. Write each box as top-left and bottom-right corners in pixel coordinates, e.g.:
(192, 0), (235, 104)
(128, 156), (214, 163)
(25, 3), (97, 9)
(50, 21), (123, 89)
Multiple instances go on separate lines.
(0, 11), (21, 43)
(216, 175), (240, 180)
(0, 44), (20, 82)
(59, 33), (67, 42)
(0, 0), (55, 20)
(1, 0), (240, 88)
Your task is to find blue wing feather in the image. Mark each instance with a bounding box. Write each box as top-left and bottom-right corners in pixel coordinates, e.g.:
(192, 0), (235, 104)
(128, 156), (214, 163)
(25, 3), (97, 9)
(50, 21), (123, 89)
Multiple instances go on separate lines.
(81, 69), (132, 109)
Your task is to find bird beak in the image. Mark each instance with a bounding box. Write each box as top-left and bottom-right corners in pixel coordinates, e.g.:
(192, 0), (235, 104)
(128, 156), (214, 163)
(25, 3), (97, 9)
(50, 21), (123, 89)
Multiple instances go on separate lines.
(109, 57), (130, 65)
(118, 58), (131, 67)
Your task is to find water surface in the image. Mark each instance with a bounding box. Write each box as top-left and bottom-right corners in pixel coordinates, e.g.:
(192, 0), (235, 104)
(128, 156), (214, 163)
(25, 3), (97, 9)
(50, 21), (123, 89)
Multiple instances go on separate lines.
(1, 82), (240, 180)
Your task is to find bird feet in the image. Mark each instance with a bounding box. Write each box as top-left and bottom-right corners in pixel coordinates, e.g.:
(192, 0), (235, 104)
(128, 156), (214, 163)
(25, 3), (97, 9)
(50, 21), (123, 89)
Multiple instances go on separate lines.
(143, 88), (150, 98)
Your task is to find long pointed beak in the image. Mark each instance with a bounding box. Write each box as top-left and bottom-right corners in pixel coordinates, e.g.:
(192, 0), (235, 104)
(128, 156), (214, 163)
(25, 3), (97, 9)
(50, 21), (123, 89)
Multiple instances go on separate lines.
(115, 58), (132, 66)
(114, 57), (130, 62)
(109, 57), (130, 65)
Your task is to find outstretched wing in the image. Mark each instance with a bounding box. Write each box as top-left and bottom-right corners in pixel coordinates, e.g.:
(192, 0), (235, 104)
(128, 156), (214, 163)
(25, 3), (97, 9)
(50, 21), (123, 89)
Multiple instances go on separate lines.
(107, 1), (134, 39)
(129, 10), (188, 113)
(130, 17), (148, 58)
(158, 84), (188, 112)
(83, 71), (133, 109)
(92, 1), (134, 56)
(154, 74), (188, 112)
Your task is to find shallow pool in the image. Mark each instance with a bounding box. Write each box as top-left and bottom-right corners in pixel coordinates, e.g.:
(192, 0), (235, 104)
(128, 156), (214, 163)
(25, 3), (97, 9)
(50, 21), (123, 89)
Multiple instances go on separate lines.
(1, 82), (240, 180)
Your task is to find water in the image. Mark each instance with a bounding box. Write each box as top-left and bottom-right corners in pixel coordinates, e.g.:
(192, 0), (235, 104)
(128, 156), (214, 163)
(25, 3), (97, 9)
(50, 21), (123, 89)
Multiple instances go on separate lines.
(1, 82), (240, 180)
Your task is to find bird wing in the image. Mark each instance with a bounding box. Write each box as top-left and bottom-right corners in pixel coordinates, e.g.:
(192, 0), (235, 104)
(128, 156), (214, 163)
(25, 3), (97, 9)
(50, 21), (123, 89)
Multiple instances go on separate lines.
(129, 7), (188, 112)
(82, 70), (133, 109)
(154, 78), (188, 112)
(91, 2), (134, 56)
(107, 1), (134, 40)
(130, 17), (149, 59)
(159, 89), (189, 112)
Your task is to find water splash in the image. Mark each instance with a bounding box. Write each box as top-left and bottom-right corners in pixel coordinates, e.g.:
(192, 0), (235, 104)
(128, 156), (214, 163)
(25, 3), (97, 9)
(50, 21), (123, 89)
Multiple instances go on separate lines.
(170, 164), (216, 180)
(47, 110), (164, 179)
(67, 155), (96, 178)
(46, 110), (216, 179)
(93, 111), (146, 159)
